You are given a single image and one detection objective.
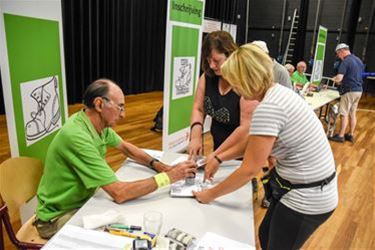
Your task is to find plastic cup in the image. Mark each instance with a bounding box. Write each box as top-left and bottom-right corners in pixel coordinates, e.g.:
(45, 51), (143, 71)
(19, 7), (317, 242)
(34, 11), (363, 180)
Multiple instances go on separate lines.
(143, 211), (163, 235)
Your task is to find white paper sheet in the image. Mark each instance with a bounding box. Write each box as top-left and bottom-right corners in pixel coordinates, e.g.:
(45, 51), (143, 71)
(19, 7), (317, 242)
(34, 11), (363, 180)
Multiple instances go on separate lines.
(195, 232), (254, 250)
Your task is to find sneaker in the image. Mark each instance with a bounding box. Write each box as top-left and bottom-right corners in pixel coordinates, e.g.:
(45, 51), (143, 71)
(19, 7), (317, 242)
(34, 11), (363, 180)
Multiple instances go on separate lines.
(329, 134), (345, 143)
(344, 133), (354, 142)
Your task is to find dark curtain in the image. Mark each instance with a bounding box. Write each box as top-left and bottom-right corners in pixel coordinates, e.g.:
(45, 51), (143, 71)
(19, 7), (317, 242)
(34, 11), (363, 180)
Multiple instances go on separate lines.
(293, 0), (309, 65)
(62, 0), (167, 104)
(1, 0), (246, 114)
(205, 0), (236, 23)
(347, 0), (362, 49)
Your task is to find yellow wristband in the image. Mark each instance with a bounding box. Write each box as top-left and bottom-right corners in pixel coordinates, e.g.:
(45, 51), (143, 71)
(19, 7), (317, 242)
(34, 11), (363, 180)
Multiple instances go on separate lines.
(154, 172), (171, 189)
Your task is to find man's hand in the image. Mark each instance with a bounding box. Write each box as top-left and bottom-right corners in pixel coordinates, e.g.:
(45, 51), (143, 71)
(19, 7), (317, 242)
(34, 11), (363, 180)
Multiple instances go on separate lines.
(188, 137), (203, 160)
(332, 74), (343, 84)
(204, 154), (220, 181)
(309, 85), (317, 91)
(295, 83), (303, 90)
(166, 160), (197, 183)
(193, 189), (215, 204)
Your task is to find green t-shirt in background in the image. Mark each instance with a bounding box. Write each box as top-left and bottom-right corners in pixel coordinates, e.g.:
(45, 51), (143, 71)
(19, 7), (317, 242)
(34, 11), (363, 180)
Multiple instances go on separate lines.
(36, 110), (122, 221)
(291, 71), (309, 85)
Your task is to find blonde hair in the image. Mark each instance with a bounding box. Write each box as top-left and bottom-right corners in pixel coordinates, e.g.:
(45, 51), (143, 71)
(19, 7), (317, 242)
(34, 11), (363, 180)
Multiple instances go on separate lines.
(221, 43), (274, 99)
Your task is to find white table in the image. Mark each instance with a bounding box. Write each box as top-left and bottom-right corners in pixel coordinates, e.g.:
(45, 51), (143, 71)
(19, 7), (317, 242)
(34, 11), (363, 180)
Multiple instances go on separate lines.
(304, 89), (340, 110)
(304, 89), (340, 136)
(43, 150), (255, 248)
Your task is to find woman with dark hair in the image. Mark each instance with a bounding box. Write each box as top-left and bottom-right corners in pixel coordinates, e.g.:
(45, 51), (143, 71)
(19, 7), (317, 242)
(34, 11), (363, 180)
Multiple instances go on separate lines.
(188, 31), (257, 180)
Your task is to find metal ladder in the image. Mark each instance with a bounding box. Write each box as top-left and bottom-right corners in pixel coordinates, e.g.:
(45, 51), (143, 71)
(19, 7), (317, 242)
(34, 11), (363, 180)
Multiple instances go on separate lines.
(282, 9), (299, 65)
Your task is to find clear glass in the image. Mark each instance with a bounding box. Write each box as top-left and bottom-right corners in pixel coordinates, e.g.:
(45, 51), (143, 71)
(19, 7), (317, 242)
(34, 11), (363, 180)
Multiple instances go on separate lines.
(143, 211), (163, 235)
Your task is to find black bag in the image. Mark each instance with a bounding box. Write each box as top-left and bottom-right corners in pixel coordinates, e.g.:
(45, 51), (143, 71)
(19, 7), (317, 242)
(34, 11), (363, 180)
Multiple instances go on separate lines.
(151, 107), (163, 132)
(262, 168), (336, 202)
(261, 172), (273, 201)
(261, 169), (291, 202)
(269, 170), (292, 201)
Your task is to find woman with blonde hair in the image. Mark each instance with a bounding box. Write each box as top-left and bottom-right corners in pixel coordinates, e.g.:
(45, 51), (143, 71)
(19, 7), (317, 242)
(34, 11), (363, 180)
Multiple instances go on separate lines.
(194, 44), (338, 249)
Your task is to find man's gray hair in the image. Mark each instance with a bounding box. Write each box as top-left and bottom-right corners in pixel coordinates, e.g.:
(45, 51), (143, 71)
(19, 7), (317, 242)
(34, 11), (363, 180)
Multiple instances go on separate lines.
(83, 79), (115, 108)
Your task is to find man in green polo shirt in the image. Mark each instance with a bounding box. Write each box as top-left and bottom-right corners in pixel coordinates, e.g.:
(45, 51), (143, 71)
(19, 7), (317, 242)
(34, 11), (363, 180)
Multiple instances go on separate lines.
(34, 79), (197, 239)
(291, 61), (309, 89)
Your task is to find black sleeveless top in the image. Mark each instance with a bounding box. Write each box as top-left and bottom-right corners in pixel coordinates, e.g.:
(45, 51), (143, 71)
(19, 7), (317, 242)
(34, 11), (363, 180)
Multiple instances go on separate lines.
(204, 75), (241, 150)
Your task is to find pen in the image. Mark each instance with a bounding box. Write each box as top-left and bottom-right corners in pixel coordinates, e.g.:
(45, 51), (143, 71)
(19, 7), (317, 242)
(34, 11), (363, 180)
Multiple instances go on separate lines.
(108, 223), (142, 231)
(106, 229), (152, 241)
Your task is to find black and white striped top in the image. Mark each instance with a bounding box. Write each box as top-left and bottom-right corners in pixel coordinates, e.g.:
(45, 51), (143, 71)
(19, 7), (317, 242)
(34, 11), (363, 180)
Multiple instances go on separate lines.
(250, 84), (338, 214)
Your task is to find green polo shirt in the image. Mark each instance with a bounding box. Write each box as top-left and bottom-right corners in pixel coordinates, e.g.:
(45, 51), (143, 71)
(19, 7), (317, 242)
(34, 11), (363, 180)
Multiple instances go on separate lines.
(291, 71), (309, 85)
(36, 110), (122, 221)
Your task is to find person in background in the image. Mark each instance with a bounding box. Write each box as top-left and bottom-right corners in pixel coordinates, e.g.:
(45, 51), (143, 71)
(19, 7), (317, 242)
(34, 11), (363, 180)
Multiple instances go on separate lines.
(34, 79), (197, 239)
(251, 40), (293, 89)
(194, 44), (338, 250)
(291, 61), (309, 89)
(330, 43), (364, 143)
(285, 63), (295, 77)
(188, 30), (257, 182)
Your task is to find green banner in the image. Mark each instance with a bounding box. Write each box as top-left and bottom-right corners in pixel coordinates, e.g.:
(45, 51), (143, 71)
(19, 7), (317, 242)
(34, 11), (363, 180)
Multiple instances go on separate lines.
(3, 14), (66, 161)
(169, 26), (199, 134)
(163, 0), (204, 152)
(170, 0), (203, 25)
(311, 26), (327, 85)
(318, 28), (327, 44)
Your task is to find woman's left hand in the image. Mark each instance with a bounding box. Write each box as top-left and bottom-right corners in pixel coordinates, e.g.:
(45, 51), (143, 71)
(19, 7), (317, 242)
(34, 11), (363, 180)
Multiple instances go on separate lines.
(193, 189), (215, 204)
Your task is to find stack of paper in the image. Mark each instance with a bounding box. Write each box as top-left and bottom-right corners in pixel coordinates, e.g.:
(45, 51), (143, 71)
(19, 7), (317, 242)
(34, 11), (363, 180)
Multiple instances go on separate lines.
(194, 232), (254, 250)
(42, 225), (132, 249)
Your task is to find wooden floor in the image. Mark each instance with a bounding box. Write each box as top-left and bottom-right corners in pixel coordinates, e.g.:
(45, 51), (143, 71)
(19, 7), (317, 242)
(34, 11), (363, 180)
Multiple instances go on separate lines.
(1, 91), (375, 249)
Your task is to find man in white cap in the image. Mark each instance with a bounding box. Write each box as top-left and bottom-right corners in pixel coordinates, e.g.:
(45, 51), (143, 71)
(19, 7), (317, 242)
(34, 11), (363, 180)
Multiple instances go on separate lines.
(330, 43), (364, 143)
(251, 40), (292, 89)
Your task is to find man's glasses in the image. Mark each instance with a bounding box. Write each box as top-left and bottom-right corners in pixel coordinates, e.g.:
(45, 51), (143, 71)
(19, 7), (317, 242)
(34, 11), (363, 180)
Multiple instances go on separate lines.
(101, 96), (125, 113)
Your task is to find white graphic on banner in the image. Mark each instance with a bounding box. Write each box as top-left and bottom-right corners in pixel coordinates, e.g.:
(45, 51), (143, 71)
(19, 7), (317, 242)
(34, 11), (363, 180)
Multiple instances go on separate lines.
(173, 57), (195, 100)
(311, 60), (323, 83)
(21, 76), (61, 146)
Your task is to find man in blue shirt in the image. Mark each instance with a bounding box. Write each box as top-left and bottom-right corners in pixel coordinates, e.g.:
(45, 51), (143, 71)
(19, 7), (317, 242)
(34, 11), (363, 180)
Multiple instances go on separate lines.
(330, 43), (364, 143)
